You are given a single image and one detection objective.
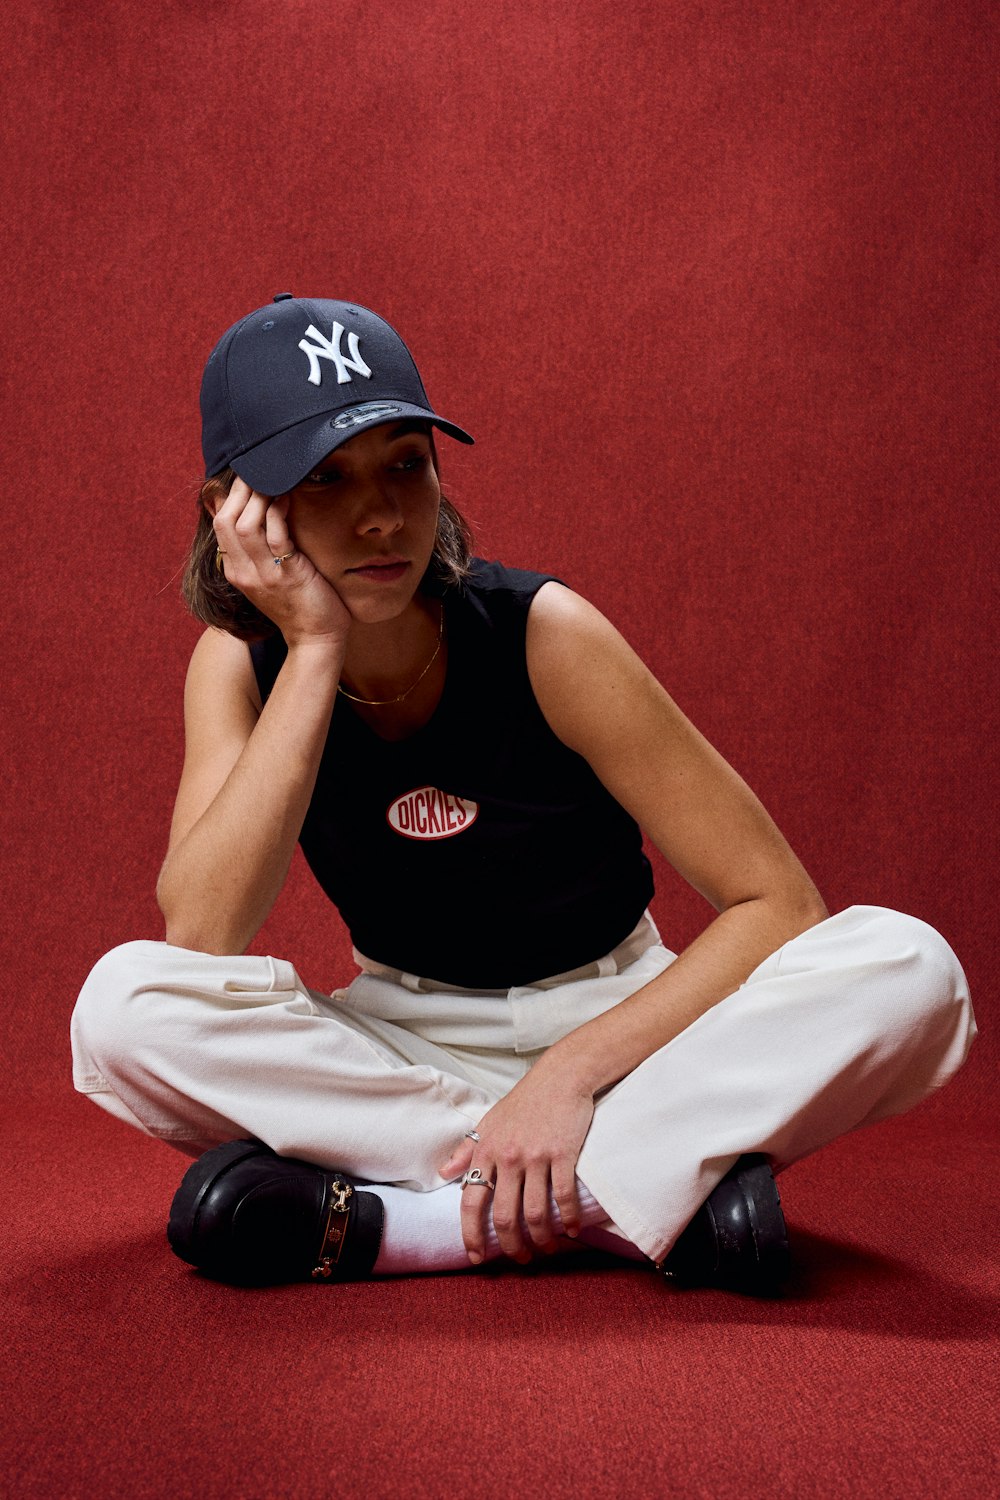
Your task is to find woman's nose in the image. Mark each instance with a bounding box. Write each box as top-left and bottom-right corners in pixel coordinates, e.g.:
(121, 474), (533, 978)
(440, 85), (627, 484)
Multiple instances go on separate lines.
(354, 478), (404, 535)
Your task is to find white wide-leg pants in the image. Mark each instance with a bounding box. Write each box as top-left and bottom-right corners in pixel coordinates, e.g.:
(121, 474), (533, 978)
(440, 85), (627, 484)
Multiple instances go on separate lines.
(70, 905), (975, 1263)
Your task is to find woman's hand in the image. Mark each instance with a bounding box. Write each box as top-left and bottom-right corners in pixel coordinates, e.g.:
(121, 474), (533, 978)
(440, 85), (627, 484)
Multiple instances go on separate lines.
(439, 1061), (596, 1264)
(212, 478), (352, 646)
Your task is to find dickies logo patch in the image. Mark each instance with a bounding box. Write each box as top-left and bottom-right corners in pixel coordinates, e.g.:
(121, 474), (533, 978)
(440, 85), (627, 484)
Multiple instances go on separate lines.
(387, 786), (479, 841)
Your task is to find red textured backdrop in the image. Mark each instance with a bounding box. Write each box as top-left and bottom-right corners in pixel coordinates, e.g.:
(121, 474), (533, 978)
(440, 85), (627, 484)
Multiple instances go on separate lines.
(2, 3), (996, 1496)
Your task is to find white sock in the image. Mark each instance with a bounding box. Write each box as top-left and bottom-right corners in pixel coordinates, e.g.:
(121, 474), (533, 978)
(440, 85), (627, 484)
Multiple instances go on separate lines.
(370, 1178), (644, 1275)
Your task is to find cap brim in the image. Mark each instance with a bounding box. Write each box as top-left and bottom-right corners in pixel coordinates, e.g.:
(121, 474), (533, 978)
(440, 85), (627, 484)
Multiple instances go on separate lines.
(226, 403), (474, 495)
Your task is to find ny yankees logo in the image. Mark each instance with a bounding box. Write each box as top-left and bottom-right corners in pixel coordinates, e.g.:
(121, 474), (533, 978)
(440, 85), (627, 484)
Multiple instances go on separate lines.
(298, 321), (373, 387)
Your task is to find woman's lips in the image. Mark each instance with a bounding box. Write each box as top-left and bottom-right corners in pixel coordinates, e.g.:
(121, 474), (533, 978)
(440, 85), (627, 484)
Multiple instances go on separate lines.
(347, 558), (410, 583)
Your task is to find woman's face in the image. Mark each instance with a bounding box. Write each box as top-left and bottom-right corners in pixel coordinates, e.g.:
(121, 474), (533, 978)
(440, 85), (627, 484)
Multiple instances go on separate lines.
(285, 419), (441, 622)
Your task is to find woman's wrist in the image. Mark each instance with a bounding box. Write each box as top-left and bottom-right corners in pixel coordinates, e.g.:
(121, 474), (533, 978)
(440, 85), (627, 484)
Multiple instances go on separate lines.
(527, 1040), (602, 1101)
(282, 633), (349, 662)
(277, 634), (350, 692)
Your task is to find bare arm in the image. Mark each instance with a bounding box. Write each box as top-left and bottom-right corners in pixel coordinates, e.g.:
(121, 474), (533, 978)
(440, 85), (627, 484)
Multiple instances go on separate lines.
(155, 629), (344, 955)
(449, 582), (829, 1261)
(522, 583), (828, 1096)
(156, 478), (351, 954)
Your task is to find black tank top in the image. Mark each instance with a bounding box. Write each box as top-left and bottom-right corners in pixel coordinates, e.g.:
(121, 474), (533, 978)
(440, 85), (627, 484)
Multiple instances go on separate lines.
(250, 559), (654, 987)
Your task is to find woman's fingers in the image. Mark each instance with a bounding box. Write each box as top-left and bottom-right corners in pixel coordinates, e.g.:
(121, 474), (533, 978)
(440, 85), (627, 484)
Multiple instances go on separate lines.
(550, 1160), (581, 1240)
(489, 1166), (530, 1264)
(438, 1139), (475, 1181)
(521, 1164), (557, 1250)
(213, 476), (258, 531)
(215, 486), (301, 585)
(263, 494), (292, 557)
(232, 493), (277, 569)
(213, 479), (270, 570)
(208, 478), (352, 645)
(459, 1162), (497, 1265)
(459, 1159), (531, 1266)
(450, 1083), (595, 1265)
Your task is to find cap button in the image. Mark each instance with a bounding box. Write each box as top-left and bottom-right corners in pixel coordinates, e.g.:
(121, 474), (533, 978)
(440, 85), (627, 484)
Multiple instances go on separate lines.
(273, 292), (294, 302)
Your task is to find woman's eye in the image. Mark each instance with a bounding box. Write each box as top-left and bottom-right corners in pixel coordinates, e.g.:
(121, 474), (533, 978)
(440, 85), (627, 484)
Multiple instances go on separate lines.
(301, 450), (427, 486)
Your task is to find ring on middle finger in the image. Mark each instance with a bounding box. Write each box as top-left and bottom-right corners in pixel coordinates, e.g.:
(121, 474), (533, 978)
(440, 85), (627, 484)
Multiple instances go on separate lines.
(461, 1168), (496, 1192)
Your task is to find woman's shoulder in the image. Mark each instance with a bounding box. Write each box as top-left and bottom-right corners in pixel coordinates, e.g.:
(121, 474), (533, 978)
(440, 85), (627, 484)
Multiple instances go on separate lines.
(187, 623), (256, 670)
(186, 626), (262, 712)
(524, 581), (656, 740)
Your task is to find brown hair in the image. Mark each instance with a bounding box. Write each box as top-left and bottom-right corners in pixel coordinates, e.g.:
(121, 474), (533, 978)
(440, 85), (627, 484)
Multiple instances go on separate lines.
(180, 441), (474, 641)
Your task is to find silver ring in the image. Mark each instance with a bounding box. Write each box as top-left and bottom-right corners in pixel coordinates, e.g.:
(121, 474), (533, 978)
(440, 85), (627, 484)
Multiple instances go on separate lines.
(273, 551), (295, 567)
(464, 1130), (481, 1143)
(461, 1168), (495, 1192)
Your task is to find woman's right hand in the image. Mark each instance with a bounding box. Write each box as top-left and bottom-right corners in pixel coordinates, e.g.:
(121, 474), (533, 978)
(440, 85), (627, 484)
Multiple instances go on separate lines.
(212, 478), (352, 646)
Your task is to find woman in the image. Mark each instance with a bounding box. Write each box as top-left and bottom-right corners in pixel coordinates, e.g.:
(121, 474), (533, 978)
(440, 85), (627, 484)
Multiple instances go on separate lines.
(71, 295), (975, 1290)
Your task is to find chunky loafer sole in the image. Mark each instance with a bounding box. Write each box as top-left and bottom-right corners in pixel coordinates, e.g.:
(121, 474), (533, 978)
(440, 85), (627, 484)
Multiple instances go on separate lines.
(167, 1139), (385, 1287)
(660, 1153), (790, 1294)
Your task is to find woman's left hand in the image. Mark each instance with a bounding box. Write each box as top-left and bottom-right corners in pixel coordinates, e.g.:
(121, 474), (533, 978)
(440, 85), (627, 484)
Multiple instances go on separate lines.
(438, 1062), (596, 1264)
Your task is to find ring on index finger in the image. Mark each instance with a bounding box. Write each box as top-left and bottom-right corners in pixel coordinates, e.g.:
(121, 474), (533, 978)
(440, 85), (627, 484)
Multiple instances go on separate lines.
(272, 550), (295, 567)
(461, 1168), (496, 1192)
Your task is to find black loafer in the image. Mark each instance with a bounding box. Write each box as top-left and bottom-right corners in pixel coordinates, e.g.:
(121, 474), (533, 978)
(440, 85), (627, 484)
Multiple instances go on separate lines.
(659, 1154), (790, 1294)
(167, 1139), (385, 1286)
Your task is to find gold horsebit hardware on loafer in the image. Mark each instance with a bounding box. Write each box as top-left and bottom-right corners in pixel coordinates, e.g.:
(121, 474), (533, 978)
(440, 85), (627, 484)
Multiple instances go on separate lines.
(312, 1179), (354, 1279)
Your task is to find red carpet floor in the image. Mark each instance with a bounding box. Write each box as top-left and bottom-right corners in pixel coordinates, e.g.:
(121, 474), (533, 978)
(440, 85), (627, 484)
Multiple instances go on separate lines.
(5, 1093), (997, 1499)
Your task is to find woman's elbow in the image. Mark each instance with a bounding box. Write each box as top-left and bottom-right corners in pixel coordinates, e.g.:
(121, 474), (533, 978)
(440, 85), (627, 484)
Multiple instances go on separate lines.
(724, 878), (829, 935)
(156, 868), (241, 955)
(777, 880), (829, 933)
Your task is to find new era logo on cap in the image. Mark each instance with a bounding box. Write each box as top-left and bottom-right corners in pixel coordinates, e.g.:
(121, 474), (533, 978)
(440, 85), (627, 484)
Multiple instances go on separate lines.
(331, 402), (403, 431)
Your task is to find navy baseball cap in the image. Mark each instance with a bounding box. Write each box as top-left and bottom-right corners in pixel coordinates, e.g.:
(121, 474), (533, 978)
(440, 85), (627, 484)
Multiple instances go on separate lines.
(200, 294), (474, 494)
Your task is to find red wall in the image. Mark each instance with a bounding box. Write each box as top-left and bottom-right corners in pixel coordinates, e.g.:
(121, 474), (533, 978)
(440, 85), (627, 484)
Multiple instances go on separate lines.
(2, 2), (994, 1103)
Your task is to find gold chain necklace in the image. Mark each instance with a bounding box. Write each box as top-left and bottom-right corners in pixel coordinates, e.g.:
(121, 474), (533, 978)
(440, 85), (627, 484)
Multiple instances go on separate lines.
(336, 603), (445, 706)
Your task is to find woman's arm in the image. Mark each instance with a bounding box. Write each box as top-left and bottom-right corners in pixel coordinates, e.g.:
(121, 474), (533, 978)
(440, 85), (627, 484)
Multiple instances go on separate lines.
(155, 628), (344, 955)
(522, 582), (829, 1093)
(156, 479), (351, 955)
(447, 582), (829, 1262)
